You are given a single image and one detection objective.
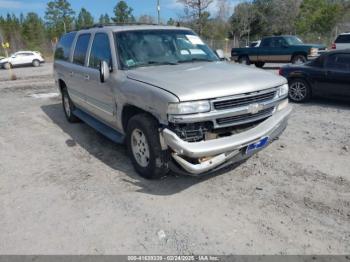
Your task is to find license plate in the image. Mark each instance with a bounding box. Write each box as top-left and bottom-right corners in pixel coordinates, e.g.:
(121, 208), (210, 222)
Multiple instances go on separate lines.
(246, 137), (269, 154)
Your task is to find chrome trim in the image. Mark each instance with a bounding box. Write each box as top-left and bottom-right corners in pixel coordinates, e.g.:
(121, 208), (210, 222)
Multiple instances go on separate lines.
(163, 105), (292, 159)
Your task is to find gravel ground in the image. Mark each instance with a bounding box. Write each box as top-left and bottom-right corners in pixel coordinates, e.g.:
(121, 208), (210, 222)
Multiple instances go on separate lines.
(0, 63), (349, 255)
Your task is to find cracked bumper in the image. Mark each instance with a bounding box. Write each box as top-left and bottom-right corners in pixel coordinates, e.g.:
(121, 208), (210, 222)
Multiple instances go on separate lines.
(163, 105), (292, 175)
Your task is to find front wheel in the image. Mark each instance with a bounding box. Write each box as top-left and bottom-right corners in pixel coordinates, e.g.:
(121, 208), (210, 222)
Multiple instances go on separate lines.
(254, 62), (265, 68)
(292, 55), (307, 64)
(288, 78), (311, 103)
(32, 59), (40, 67)
(126, 114), (169, 179)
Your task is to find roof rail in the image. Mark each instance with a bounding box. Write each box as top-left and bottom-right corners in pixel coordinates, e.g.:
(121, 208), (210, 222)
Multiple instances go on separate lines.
(80, 22), (163, 30)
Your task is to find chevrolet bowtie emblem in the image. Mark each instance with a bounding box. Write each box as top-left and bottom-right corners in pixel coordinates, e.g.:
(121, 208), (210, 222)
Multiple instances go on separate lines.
(247, 103), (263, 114)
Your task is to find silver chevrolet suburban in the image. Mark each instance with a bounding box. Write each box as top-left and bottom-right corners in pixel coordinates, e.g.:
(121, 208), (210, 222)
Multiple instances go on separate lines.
(53, 24), (292, 179)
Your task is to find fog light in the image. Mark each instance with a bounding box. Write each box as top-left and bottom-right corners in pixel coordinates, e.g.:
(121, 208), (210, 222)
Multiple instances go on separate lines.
(277, 99), (289, 111)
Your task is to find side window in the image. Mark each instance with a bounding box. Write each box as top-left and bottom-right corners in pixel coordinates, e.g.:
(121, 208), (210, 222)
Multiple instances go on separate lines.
(89, 33), (112, 69)
(335, 34), (350, 43)
(73, 33), (91, 66)
(326, 54), (350, 71)
(261, 38), (272, 48)
(54, 32), (76, 61)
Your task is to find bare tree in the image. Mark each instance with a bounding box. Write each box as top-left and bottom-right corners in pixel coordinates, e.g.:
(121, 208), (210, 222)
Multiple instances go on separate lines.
(177, 0), (214, 35)
(216, 0), (231, 21)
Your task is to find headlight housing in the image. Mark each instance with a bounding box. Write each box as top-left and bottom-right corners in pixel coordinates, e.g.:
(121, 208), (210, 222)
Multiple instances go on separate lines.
(168, 100), (211, 115)
(310, 47), (319, 56)
(278, 84), (289, 98)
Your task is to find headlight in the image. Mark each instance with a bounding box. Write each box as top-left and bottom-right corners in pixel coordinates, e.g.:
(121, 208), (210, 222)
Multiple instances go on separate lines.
(168, 100), (210, 115)
(278, 84), (289, 98)
(310, 48), (319, 56)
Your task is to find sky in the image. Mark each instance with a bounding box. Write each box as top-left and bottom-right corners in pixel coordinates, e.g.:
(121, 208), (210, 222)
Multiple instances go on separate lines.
(0, 0), (240, 21)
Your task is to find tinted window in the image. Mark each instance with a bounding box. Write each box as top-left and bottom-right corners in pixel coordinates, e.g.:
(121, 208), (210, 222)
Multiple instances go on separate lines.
(54, 32), (76, 61)
(261, 38), (273, 47)
(73, 34), (91, 66)
(335, 34), (350, 43)
(272, 37), (287, 48)
(326, 54), (350, 71)
(89, 33), (112, 69)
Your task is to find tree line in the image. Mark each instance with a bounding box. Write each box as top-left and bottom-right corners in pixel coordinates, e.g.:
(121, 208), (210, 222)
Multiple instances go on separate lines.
(0, 0), (349, 56)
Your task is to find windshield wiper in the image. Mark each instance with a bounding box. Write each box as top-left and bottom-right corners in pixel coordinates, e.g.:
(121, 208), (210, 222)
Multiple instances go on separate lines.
(178, 58), (215, 64)
(146, 61), (179, 66)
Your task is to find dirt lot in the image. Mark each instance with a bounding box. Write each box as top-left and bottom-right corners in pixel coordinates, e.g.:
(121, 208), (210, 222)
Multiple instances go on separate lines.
(0, 63), (349, 255)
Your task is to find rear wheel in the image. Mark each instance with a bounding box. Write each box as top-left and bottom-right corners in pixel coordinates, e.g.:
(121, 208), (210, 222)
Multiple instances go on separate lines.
(3, 62), (11, 70)
(238, 56), (250, 65)
(32, 59), (40, 67)
(291, 54), (307, 64)
(61, 88), (80, 123)
(254, 62), (265, 68)
(288, 78), (311, 103)
(126, 114), (169, 179)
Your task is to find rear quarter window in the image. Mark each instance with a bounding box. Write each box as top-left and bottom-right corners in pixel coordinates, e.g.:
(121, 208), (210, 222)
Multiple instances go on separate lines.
(335, 34), (350, 43)
(54, 32), (77, 61)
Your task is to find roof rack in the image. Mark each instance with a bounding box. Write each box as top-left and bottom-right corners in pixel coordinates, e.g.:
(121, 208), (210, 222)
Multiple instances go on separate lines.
(80, 22), (163, 30)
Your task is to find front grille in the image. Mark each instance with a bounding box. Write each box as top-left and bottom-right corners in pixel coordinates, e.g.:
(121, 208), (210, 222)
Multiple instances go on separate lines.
(213, 90), (277, 110)
(216, 107), (274, 126)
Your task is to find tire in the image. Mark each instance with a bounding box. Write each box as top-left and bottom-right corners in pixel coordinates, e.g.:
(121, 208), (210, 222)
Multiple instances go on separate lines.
(32, 59), (40, 67)
(291, 54), (307, 64)
(238, 56), (250, 65)
(3, 62), (11, 70)
(288, 78), (311, 103)
(254, 62), (265, 68)
(61, 88), (80, 123)
(126, 114), (169, 179)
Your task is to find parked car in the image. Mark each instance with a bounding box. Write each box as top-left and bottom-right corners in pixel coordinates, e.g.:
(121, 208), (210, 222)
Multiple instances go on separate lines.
(332, 32), (350, 50)
(54, 25), (292, 179)
(0, 51), (45, 69)
(249, 40), (261, 48)
(232, 35), (326, 68)
(279, 50), (350, 103)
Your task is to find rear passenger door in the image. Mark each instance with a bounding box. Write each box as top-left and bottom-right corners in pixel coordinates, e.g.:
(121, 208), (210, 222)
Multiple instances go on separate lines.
(83, 32), (115, 123)
(69, 33), (92, 108)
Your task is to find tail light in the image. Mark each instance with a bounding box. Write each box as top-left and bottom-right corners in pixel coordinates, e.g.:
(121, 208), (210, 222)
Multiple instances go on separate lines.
(331, 43), (336, 49)
(278, 68), (283, 76)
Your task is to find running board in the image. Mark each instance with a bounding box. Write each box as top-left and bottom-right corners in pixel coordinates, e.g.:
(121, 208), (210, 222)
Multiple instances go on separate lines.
(73, 108), (125, 144)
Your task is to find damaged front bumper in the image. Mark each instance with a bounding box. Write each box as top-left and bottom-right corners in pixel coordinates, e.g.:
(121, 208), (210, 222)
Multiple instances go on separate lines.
(162, 105), (292, 175)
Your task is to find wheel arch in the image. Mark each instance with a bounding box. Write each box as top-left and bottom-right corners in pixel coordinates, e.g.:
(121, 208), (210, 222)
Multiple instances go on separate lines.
(291, 52), (308, 61)
(288, 76), (313, 96)
(121, 105), (160, 133)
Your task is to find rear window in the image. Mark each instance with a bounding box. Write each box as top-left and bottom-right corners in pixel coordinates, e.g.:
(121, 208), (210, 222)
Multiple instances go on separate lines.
(54, 32), (76, 61)
(73, 34), (91, 66)
(335, 34), (350, 43)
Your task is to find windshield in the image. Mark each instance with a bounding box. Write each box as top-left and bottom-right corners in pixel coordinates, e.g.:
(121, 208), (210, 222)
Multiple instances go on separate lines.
(285, 36), (304, 45)
(115, 30), (219, 69)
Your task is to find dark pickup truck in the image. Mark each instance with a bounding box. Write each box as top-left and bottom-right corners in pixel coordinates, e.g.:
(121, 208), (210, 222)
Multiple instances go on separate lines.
(231, 35), (326, 68)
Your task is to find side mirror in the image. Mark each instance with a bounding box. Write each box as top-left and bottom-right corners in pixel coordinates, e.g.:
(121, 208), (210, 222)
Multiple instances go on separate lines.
(99, 60), (110, 83)
(215, 49), (225, 60)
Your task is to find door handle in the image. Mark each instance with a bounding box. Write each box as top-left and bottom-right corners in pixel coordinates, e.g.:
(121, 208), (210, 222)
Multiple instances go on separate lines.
(84, 74), (90, 81)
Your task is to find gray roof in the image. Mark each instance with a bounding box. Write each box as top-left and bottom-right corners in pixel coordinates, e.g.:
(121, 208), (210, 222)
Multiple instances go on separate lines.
(76, 25), (191, 34)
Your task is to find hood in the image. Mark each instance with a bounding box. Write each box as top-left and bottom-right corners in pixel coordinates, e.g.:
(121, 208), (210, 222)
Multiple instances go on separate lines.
(300, 43), (327, 50)
(126, 62), (286, 101)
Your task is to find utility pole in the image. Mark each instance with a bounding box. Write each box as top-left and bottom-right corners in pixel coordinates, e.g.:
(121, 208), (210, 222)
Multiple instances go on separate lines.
(157, 0), (160, 24)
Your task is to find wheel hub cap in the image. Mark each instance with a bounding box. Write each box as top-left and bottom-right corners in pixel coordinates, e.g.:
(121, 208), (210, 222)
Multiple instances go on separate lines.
(290, 82), (307, 101)
(131, 129), (150, 168)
